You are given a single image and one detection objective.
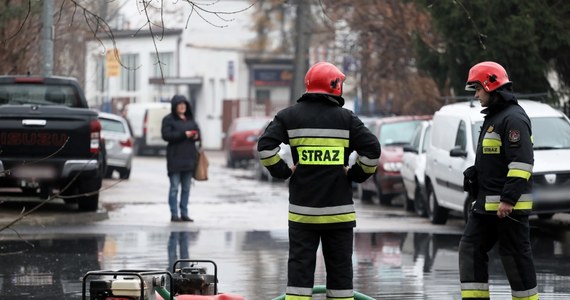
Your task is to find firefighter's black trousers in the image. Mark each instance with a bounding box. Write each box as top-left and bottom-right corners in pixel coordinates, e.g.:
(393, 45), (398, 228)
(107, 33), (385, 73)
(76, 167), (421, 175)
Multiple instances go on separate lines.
(459, 212), (538, 299)
(288, 227), (354, 291)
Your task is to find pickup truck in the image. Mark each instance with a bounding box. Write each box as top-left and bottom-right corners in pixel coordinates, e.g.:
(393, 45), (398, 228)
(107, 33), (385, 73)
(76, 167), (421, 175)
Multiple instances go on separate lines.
(0, 76), (105, 211)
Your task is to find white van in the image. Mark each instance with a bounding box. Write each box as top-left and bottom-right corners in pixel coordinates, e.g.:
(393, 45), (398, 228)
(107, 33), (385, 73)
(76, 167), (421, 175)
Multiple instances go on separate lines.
(424, 100), (570, 224)
(124, 102), (171, 155)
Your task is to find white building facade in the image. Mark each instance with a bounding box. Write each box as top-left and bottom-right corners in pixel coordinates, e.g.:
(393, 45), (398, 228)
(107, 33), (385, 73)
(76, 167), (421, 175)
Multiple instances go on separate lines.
(85, 30), (253, 150)
(84, 1), (301, 150)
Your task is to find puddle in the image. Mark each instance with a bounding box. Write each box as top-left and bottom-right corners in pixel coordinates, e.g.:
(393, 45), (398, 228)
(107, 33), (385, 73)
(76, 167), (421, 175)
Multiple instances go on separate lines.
(1, 230), (570, 299)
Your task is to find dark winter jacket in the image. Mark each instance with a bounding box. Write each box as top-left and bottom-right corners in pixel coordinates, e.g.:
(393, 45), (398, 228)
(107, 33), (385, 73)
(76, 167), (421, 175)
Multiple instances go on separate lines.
(257, 93), (381, 230)
(161, 95), (201, 175)
(473, 88), (534, 215)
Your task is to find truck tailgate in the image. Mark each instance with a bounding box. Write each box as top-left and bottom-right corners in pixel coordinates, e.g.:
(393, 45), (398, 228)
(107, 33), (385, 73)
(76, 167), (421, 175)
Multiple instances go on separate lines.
(0, 105), (97, 159)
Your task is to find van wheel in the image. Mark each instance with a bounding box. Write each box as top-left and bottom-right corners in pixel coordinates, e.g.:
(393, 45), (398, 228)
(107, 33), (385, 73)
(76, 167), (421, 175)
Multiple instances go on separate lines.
(426, 183), (448, 225)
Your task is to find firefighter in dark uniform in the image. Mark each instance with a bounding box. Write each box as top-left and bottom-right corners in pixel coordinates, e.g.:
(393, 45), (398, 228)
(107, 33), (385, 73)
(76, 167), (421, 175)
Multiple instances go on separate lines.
(459, 61), (538, 300)
(257, 62), (380, 299)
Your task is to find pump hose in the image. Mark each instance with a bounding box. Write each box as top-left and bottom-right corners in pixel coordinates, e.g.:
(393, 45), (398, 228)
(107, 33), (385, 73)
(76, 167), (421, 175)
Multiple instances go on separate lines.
(155, 286), (176, 300)
(271, 285), (375, 300)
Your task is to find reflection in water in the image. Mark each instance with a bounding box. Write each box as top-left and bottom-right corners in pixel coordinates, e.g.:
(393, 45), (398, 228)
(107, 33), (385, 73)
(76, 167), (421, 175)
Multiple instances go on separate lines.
(1, 229), (570, 299)
(0, 236), (104, 300)
(167, 231), (199, 270)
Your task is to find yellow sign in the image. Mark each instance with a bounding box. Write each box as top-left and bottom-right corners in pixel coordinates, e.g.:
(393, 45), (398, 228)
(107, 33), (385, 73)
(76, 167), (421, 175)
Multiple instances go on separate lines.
(106, 48), (120, 77)
(297, 146), (344, 165)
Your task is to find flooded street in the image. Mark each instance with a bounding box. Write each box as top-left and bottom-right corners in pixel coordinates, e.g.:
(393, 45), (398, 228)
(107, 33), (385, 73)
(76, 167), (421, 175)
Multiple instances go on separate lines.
(2, 152), (570, 299)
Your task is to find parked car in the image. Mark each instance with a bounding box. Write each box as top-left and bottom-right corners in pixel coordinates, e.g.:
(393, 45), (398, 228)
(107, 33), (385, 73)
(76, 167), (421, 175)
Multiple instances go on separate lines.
(425, 100), (570, 225)
(99, 112), (134, 179)
(359, 115), (433, 205)
(0, 76), (105, 211)
(401, 120), (432, 216)
(124, 102), (170, 155)
(253, 143), (293, 182)
(251, 120), (293, 181)
(224, 116), (272, 168)
(349, 116), (381, 195)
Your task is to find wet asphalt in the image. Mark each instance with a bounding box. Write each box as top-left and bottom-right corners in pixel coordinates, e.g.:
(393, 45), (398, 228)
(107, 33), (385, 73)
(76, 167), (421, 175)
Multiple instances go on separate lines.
(1, 151), (570, 299)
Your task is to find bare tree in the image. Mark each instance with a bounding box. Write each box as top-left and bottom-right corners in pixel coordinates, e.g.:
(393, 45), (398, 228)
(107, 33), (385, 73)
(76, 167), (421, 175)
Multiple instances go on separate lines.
(324, 0), (441, 115)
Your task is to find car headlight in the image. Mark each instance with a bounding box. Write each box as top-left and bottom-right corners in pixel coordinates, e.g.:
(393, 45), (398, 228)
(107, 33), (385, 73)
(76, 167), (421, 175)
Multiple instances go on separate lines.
(382, 162), (402, 172)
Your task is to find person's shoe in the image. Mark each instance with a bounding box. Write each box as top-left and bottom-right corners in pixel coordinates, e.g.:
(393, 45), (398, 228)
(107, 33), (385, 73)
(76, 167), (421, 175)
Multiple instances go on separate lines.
(181, 216), (194, 222)
(171, 216), (182, 222)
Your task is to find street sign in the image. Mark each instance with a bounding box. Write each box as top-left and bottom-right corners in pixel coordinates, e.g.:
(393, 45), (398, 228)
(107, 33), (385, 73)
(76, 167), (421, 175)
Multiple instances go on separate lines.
(106, 49), (120, 77)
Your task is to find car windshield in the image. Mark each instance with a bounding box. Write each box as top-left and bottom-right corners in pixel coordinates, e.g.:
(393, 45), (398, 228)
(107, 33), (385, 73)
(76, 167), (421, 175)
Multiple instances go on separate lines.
(378, 120), (422, 146)
(0, 84), (80, 107)
(100, 118), (127, 134)
(532, 117), (570, 149)
(473, 117), (570, 150)
(235, 118), (270, 132)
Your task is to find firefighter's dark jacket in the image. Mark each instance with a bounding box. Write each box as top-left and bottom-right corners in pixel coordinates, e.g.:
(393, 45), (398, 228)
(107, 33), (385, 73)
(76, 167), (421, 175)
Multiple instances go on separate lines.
(473, 91), (534, 215)
(257, 93), (381, 229)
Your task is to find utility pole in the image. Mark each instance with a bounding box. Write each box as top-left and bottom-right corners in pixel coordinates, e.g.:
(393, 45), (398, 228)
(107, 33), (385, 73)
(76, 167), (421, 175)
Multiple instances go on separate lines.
(290, 0), (311, 104)
(41, 0), (54, 76)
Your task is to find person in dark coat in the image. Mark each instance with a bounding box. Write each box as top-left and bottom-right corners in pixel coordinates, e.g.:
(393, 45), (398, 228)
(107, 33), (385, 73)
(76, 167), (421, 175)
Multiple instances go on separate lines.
(161, 95), (201, 222)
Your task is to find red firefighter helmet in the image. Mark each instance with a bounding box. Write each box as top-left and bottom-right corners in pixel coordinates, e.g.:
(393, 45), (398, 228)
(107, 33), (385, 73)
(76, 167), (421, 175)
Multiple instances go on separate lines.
(465, 61), (511, 92)
(305, 62), (346, 97)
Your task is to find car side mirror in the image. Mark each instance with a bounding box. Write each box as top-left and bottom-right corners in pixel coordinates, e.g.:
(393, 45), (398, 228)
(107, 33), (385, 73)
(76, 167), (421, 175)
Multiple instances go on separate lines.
(403, 144), (418, 154)
(450, 146), (468, 158)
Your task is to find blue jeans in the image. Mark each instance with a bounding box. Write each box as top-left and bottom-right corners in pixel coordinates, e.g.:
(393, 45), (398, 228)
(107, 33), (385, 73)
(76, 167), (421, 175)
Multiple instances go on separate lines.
(168, 171), (192, 217)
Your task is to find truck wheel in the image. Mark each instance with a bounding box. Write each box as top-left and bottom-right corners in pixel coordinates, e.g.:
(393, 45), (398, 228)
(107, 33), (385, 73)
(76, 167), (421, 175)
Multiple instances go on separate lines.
(21, 187), (38, 196)
(77, 177), (101, 212)
(426, 183), (448, 225)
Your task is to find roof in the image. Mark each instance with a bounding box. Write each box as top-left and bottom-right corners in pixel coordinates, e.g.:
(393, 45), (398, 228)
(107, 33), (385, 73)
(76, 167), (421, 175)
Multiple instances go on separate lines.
(435, 100), (564, 122)
(374, 115), (433, 124)
(98, 111), (126, 121)
(91, 29), (183, 40)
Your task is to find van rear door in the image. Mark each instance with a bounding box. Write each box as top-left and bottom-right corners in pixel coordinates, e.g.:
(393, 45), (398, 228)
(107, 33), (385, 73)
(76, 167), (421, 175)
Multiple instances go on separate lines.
(144, 105), (170, 147)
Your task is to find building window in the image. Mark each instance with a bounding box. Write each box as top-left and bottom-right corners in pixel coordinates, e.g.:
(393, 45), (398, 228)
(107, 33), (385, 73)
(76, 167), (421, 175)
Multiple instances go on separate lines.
(256, 90), (270, 105)
(150, 52), (175, 101)
(120, 54), (139, 92)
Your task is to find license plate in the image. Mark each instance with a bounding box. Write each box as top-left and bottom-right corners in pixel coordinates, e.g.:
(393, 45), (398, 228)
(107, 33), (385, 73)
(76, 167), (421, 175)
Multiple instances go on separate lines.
(13, 273), (54, 286)
(534, 188), (569, 202)
(12, 166), (56, 179)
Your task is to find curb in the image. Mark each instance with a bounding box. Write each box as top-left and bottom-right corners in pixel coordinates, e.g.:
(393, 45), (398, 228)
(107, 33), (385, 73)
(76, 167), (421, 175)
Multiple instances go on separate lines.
(0, 208), (109, 228)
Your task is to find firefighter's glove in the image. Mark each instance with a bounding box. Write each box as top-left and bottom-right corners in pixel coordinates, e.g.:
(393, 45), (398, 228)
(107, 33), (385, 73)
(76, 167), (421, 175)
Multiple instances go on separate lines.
(463, 165), (478, 198)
